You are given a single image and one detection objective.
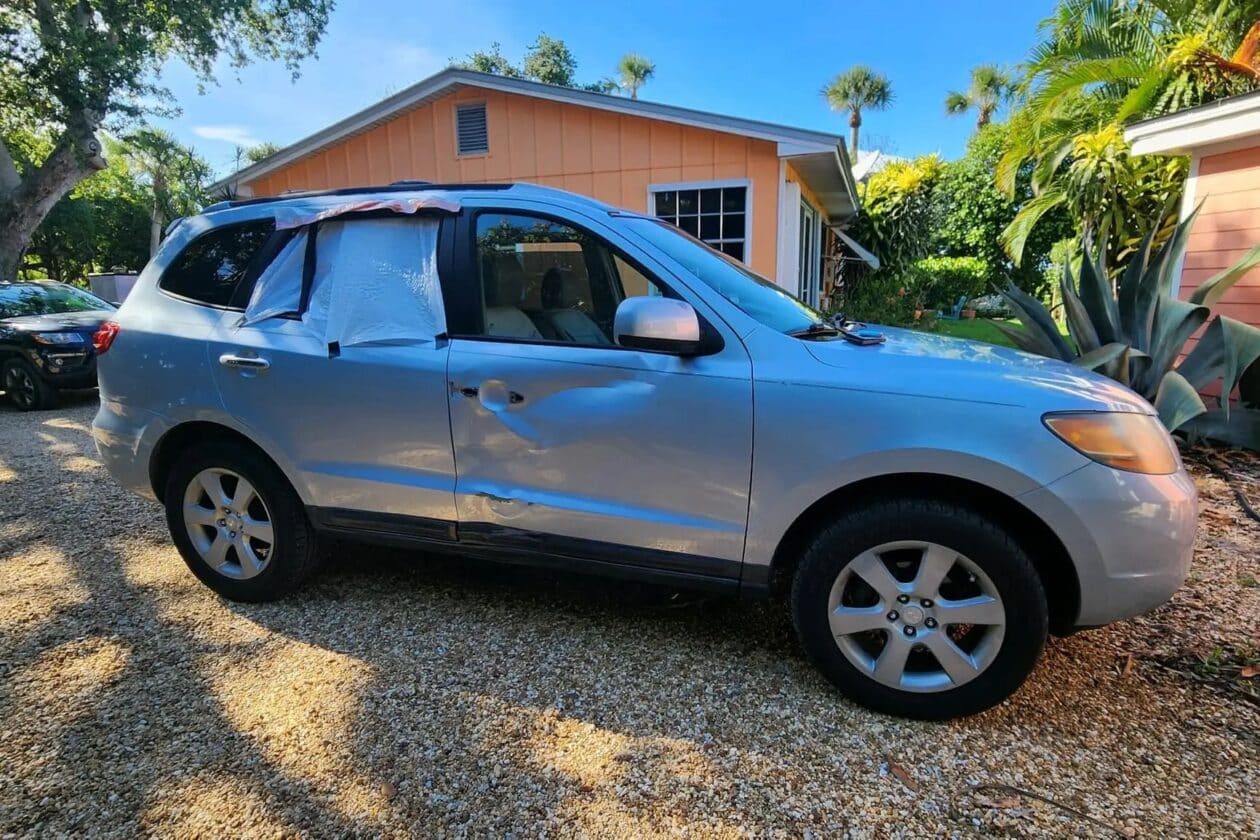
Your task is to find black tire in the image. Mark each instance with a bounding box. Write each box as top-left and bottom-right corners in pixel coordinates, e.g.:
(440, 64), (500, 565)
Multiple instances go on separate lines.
(791, 497), (1048, 720)
(3, 358), (59, 411)
(164, 438), (321, 602)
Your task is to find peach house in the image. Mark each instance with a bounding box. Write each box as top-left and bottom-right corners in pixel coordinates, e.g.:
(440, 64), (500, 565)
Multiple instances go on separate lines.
(211, 68), (871, 306)
(1126, 91), (1260, 341)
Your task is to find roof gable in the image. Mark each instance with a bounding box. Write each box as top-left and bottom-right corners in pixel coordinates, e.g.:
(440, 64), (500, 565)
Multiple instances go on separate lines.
(215, 68), (844, 190)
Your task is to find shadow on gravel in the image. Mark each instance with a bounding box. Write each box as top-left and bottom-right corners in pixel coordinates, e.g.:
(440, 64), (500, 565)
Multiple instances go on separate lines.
(4, 403), (1258, 837)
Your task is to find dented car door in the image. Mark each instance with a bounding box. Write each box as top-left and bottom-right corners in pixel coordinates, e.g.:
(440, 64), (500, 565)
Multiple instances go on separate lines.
(443, 205), (754, 580)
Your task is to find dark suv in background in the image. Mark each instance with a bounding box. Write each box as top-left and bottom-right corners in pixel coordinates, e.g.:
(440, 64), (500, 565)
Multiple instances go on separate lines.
(0, 281), (116, 410)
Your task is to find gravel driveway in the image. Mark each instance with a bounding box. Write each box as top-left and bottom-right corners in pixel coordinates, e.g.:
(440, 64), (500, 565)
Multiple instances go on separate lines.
(1, 397), (1257, 838)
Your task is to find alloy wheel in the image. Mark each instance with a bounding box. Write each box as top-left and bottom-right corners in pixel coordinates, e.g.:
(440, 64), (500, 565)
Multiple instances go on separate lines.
(182, 468), (275, 580)
(4, 366), (36, 409)
(827, 540), (1006, 692)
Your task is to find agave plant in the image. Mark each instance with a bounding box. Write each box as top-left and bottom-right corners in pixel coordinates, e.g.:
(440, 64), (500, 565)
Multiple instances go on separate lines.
(998, 208), (1260, 449)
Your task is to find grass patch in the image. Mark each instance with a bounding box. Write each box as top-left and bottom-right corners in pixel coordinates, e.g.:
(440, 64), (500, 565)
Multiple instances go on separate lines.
(911, 317), (1072, 350)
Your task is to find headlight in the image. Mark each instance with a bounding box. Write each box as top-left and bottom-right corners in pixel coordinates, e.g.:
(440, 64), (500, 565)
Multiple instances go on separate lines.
(1043, 411), (1180, 475)
(31, 332), (82, 345)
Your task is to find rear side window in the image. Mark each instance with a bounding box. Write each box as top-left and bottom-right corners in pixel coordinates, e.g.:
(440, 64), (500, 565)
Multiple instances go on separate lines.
(160, 220), (275, 307)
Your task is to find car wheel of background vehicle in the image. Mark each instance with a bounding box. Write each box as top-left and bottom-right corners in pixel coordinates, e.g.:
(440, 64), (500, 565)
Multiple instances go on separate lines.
(791, 497), (1048, 720)
(3, 358), (58, 411)
(164, 439), (321, 602)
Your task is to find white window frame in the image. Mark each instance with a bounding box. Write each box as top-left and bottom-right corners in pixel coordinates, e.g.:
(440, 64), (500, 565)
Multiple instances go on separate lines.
(646, 178), (752, 265)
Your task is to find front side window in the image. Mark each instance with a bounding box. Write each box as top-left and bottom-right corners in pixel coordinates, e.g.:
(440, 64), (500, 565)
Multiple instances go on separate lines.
(161, 220), (275, 308)
(0, 284), (114, 318)
(472, 213), (663, 345)
(651, 183), (747, 262)
(624, 217), (823, 334)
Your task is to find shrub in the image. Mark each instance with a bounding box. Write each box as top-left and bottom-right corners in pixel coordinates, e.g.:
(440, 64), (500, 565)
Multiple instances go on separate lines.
(839, 271), (919, 327)
(912, 255), (989, 309)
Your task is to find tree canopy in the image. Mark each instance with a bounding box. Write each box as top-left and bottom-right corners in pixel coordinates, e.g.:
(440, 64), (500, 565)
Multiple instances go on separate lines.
(822, 66), (894, 156)
(0, 0), (334, 281)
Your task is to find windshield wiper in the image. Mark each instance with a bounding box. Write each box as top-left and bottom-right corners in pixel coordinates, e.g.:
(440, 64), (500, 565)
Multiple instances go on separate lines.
(786, 322), (840, 338)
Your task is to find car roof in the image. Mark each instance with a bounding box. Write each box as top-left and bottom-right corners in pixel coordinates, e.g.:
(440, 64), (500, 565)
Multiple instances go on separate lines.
(203, 181), (615, 216)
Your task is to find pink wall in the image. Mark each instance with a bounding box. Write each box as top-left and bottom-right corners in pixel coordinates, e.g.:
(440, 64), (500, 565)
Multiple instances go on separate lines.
(1181, 145), (1260, 356)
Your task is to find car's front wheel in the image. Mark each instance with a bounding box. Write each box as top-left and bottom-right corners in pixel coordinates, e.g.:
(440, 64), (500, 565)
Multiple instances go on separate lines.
(164, 439), (321, 601)
(791, 497), (1048, 720)
(3, 358), (58, 411)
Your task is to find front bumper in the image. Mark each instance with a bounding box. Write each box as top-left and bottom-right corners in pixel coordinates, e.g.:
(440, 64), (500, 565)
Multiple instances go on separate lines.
(1020, 462), (1197, 627)
(27, 346), (98, 389)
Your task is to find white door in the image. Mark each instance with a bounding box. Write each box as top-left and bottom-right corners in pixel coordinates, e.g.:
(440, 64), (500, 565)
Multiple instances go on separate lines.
(799, 201), (822, 307)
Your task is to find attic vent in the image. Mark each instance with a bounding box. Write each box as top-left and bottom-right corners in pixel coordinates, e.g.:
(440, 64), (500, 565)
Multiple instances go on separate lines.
(455, 103), (489, 155)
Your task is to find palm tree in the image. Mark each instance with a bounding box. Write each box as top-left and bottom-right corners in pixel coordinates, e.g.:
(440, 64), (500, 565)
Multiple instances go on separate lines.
(945, 64), (1014, 129)
(997, 0), (1260, 264)
(617, 53), (655, 99)
(823, 66), (893, 157)
(116, 129), (209, 257)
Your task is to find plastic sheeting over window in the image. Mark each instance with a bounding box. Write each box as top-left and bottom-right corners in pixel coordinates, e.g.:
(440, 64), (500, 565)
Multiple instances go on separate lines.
(271, 195), (460, 230)
(239, 216), (447, 347)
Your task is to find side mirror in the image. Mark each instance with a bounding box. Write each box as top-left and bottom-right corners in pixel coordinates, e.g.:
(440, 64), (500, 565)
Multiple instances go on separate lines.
(614, 297), (706, 355)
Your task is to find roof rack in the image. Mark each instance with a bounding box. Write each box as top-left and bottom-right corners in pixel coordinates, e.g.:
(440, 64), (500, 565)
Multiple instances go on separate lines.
(204, 182), (515, 212)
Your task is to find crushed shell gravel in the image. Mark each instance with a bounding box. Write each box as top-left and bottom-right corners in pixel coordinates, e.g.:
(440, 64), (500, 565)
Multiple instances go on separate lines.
(0, 395), (1257, 838)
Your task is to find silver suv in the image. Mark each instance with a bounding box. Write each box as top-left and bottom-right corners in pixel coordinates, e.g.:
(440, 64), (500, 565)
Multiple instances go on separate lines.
(92, 183), (1197, 719)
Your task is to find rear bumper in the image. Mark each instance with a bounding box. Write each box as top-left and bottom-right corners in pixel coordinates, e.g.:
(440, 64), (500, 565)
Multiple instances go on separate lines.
(1020, 462), (1197, 627)
(91, 397), (162, 500)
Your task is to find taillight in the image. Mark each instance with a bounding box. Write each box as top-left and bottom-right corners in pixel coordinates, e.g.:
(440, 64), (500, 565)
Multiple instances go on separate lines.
(93, 321), (121, 354)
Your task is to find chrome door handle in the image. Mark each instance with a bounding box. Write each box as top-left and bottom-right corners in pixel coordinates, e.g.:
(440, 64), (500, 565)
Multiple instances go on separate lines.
(219, 353), (271, 371)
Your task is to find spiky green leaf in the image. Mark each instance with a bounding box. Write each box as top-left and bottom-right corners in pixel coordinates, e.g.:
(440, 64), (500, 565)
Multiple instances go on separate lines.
(1143, 296), (1210, 397)
(1188, 243), (1260, 307)
(1180, 408), (1260, 449)
(1061, 263), (1101, 354)
(1076, 243), (1122, 344)
(991, 320), (1050, 355)
(1153, 370), (1208, 432)
(1001, 283), (1076, 360)
(1075, 342), (1132, 384)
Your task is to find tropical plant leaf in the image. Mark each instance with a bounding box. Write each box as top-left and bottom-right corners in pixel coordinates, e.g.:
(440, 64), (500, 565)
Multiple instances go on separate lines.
(1180, 407), (1260, 449)
(1143, 296), (1211, 397)
(1188, 242), (1260, 307)
(1153, 370), (1208, 432)
(991, 320), (1050, 355)
(1075, 342), (1132, 384)
(1060, 263), (1101, 354)
(1117, 210), (1168, 349)
(1001, 282), (1076, 360)
(1000, 190), (1067, 265)
(1076, 241), (1122, 344)
(1178, 316), (1260, 419)
(1151, 203), (1202, 300)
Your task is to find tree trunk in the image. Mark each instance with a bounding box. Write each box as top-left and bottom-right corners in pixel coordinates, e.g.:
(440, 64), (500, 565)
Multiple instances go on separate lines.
(0, 123), (105, 282)
(849, 110), (861, 159)
(149, 171), (165, 258)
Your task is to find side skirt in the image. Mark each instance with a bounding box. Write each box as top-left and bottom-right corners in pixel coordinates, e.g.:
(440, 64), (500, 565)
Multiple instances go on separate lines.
(308, 507), (742, 594)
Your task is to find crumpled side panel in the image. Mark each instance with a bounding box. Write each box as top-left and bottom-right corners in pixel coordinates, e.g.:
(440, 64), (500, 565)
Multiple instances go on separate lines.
(315, 217), (446, 346)
(239, 231), (307, 326)
(272, 195), (460, 230)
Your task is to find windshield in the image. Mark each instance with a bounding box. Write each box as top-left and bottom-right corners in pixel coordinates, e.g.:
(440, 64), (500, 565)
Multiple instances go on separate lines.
(623, 218), (825, 334)
(0, 284), (115, 319)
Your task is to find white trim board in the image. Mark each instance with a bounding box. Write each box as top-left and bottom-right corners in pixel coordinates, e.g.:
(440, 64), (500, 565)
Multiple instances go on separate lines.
(1126, 90), (1260, 156)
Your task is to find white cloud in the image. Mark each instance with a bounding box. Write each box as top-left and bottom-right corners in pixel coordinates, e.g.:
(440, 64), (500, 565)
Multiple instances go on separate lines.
(192, 124), (262, 147)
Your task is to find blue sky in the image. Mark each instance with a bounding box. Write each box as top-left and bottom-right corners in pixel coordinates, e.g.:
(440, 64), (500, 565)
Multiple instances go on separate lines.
(156, 0), (1056, 178)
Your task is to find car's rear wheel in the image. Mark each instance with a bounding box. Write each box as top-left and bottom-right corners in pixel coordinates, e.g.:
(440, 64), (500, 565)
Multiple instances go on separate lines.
(164, 439), (321, 601)
(791, 497), (1048, 720)
(3, 358), (58, 411)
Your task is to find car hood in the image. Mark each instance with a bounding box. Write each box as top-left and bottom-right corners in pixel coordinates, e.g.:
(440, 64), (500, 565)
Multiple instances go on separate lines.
(802, 326), (1154, 414)
(1, 310), (113, 332)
